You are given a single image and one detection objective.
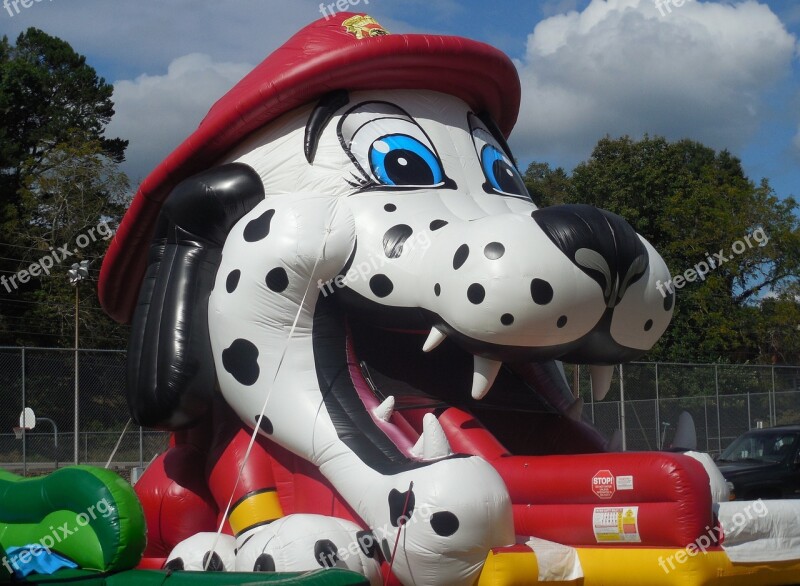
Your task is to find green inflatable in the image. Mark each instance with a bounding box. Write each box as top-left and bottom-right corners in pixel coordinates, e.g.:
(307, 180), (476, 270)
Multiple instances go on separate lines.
(0, 466), (146, 573)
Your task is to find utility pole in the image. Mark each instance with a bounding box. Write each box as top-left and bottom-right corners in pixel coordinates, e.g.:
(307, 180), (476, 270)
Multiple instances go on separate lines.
(68, 260), (89, 465)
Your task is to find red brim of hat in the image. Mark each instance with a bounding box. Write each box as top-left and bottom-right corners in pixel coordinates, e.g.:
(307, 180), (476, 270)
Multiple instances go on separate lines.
(99, 12), (521, 323)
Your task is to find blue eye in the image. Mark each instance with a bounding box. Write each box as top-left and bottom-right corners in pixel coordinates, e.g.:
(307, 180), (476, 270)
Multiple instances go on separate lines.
(369, 134), (444, 186)
(481, 145), (528, 197)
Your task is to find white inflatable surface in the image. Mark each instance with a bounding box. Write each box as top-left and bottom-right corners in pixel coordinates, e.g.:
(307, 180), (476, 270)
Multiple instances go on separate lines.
(684, 450), (731, 503)
(717, 499), (800, 562)
(524, 537), (584, 582)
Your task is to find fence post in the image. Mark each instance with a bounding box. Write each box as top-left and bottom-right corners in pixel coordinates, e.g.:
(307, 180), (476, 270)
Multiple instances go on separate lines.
(770, 366), (776, 426)
(714, 364), (721, 454)
(139, 426), (144, 468)
(21, 347), (26, 477)
(747, 392), (751, 430)
(620, 364), (627, 451)
(654, 363), (660, 449)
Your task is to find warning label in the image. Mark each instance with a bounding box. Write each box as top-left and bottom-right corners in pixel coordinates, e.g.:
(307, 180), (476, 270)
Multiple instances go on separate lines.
(616, 475), (634, 490)
(593, 506), (641, 543)
(591, 469), (615, 499)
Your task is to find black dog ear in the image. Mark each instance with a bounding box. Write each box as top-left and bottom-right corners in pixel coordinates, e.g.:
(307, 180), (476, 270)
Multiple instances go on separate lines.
(127, 163), (265, 430)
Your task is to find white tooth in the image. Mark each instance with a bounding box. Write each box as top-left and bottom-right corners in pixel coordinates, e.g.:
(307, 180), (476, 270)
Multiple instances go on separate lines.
(566, 397), (584, 421)
(471, 356), (503, 400)
(422, 413), (452, 460)
(411, 434), (424, 459)
(373, 396), (395, 422)
(423, 327), (447, 352)
(590, 365), (615, 401)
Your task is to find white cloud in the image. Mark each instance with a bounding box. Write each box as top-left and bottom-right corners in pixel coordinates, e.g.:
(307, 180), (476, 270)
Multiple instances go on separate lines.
(510, 0), (797, 165)
(107, 54), (253, 184)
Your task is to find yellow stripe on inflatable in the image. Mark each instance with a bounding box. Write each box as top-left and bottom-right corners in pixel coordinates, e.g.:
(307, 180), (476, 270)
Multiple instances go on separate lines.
(477, 546), (800, 586)
(576, 548), (800, 586)
(228, 489), (283, 536)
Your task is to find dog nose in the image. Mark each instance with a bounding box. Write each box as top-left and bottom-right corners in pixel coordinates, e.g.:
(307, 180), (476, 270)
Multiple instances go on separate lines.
(416, 205), (669, 364)
(530, 204), (648, 308)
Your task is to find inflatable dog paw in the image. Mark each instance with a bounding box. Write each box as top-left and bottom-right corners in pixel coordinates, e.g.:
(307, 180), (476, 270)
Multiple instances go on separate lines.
(165, 533), (236, 571)
(235, 515), (381, 583)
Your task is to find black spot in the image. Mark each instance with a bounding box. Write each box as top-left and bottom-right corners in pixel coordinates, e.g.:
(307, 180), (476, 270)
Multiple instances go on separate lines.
(202, 551), (224, 572)
(254, 415), (273, 435)
(369, 274), (394, 298)
(243, 209), (275, 242)
(266, 267), (289, 292)
(253, 553), (275, 572)
(383, 224), (414, 259)
(164, 558), (184, 571)
(664, 290), (674, 311)
(430, 220), (448, 231)
(644, 319), (653, 332)
(484, 242), (505, 260)
(531, 278), (554, 305)
(222, 339), (260, 386)
(238, 534), (255, 552)
(501, 313), (514, 325)
(388, 488), (415, 527)
(430, 511), (460, 537)
(434, 283), (441, 296)
(467, 283), (485, 304)
(315, 539), (339, 568)
(381, 538), (392, 562)
(356, 530), (379, 559)
(453, 245), (469, 270)
(557, 315), (568, 328)
(226, 270), (241, 293)
(384, 203), (397, 212)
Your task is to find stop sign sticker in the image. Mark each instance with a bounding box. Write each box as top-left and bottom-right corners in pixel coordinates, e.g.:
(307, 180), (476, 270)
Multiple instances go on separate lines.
(592, 470), (616, 499)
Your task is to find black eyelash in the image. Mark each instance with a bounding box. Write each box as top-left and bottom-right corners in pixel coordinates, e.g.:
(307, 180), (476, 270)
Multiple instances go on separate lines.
(345, 173), (379, 191)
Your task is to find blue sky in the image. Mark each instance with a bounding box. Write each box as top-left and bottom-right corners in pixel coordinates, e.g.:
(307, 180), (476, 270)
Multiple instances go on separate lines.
(1, 0), (798, 202)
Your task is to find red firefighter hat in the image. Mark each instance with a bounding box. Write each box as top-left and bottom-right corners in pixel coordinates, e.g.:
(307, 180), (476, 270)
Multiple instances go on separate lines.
(99, 12), (521, 322)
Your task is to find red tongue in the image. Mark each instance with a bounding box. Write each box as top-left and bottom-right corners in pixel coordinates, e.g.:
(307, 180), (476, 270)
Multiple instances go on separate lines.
(344, 321), (422, 455)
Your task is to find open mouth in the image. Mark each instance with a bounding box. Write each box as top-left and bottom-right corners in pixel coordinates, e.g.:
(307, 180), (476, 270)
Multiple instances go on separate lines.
(313, 295), (610, 467)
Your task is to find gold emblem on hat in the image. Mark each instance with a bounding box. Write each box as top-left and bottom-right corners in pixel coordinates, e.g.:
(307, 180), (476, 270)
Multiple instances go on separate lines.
(342, 15), (389, 39)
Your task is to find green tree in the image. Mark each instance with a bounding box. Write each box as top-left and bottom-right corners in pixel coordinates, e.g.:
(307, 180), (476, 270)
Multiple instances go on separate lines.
(524, 161), (574, 206)
(524, 135), (800, 364)
(0, 28), (130, 348)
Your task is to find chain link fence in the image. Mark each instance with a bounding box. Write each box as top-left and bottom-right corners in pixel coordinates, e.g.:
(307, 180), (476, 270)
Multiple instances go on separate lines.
(0, 347), (169, 475)
(564, 363), (800, 455)
(1, 347), (799, 475)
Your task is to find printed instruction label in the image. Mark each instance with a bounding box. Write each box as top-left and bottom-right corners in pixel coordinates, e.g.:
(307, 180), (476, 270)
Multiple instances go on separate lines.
(616, 475), (634, 490)
(593, 506), (641, 543)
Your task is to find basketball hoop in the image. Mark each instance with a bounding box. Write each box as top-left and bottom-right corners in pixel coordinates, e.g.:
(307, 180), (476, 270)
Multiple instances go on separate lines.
(13, 427), (24, 440)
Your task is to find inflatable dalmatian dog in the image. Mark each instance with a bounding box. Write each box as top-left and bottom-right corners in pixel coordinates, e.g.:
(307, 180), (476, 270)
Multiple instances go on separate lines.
(100, 14), (673, 586)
